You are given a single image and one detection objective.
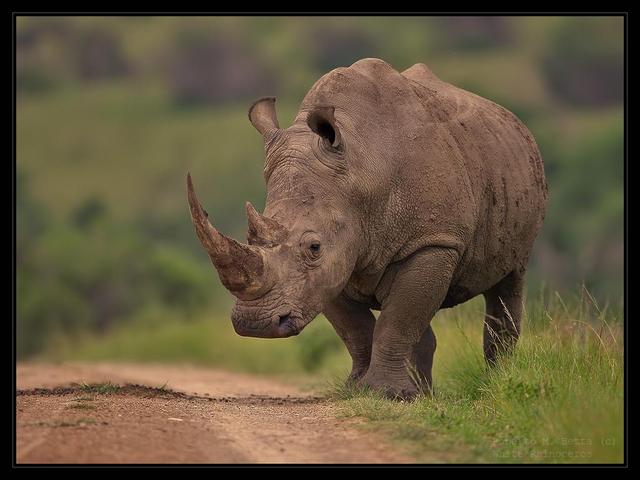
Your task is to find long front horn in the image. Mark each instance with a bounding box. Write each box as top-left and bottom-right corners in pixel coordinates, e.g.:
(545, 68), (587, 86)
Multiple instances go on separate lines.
(187, 173), (269, 300)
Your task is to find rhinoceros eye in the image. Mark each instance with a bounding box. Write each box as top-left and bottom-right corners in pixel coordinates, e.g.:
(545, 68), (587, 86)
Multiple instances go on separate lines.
(309, 242), (321, 255)
(300, 234), (322, 262)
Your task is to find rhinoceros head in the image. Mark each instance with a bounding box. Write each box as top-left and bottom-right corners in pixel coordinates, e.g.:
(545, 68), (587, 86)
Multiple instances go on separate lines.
(188, 96), (365, 338)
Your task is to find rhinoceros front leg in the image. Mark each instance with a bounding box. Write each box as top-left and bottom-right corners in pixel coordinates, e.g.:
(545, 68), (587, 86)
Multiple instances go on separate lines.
(361, 247), (459, 400)
(323, 294), (375, 383)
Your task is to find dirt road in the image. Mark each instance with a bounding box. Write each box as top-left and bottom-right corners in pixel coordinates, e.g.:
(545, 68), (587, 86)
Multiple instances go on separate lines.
(16, 362), (413, 464)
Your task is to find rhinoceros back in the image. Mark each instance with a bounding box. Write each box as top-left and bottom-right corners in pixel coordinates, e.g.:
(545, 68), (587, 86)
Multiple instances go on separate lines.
(401, 62), (548, 298)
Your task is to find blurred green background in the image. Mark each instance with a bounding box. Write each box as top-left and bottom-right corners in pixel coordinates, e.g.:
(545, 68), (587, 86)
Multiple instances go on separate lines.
(16, 16), (623, 363)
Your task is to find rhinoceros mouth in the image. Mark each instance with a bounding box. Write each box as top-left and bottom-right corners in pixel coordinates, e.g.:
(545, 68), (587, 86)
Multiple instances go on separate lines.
(231, 298), (317, 338)
(276, 314), (302, 337)
(232, 311), (309, 338)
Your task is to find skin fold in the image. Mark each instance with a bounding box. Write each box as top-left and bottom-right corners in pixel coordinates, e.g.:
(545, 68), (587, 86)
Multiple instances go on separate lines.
(187, 58), (548, 399)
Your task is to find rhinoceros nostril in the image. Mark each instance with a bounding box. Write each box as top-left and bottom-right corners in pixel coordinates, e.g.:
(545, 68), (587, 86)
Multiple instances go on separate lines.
(277, 313), (292, 326)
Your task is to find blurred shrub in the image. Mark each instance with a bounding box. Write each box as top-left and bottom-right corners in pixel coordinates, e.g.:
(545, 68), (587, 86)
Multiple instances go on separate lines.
(147, 244), (211, 314)
(166, 30), (277, 105)
(541, 17), (623, 106)
(71, 196), (107, 229)
(17, 272), (91, 356)
(532, 111), (623, 301)
(297, 321), (343, 372)
(28, 220), (147, 333)
(16, 168), (48, 262)
(16, 177), (214, 358)
(16, 65), (61, 94)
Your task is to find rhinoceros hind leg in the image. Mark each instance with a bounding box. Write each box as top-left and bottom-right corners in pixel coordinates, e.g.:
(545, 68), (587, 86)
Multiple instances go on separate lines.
(482, 270), (524, 365)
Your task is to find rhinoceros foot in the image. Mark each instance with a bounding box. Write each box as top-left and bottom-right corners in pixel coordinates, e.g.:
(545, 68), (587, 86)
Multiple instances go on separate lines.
(358, 370), (420, 401)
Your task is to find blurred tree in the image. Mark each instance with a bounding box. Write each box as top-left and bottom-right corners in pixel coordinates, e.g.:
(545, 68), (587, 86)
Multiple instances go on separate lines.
(438, 16), (514, 51)
(72, 28), (130, 81)
(167, 30), (277, 106)
(16, 19), (71, 94)
(541, 17), (623, 106)
(17, 18), (130, 94)
(72, 196), (107, 229)
(309, 26), (379, 71)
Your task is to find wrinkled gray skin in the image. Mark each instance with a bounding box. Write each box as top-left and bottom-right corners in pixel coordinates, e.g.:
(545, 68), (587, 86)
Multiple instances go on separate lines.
(188, 58), (547, 399)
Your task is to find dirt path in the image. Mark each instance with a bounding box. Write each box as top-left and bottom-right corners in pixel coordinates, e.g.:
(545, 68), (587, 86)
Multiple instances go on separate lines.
(16, 362), (413, 464)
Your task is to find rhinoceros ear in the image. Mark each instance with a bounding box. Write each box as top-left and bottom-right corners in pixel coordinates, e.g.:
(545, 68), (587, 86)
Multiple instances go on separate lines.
(307, 106), (342, 150)
(248, 97), (280, 136)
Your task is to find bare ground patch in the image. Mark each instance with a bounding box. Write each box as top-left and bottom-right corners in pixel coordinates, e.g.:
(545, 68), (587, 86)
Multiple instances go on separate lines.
(16, 363), (413, 464)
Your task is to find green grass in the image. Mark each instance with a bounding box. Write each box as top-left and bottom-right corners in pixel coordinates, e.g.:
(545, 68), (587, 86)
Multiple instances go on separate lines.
(331, 292), (624, 464)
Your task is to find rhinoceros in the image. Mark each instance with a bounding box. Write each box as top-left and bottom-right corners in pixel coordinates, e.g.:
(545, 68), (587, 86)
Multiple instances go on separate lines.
(187, 58), (547, 399)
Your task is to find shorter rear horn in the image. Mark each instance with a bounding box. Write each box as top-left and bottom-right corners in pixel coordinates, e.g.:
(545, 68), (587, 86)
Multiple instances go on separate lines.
(246, 202), (288, 246)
